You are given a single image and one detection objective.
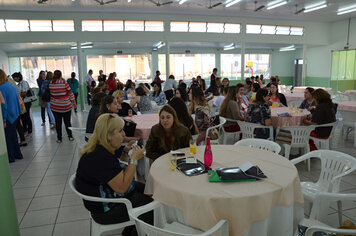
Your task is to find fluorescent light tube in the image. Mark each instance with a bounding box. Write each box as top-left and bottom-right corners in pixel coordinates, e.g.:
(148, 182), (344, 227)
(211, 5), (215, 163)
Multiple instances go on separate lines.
(337, 5), (356, 15)
(267, 0), (287, 10)
(70, 45), (93, 50)
(279, 48), (296, 51)
(223, 44), (236, 50)
(304, 3), (327, 13)
(225, 0), (242, 8)
(179, 0), (188, 5)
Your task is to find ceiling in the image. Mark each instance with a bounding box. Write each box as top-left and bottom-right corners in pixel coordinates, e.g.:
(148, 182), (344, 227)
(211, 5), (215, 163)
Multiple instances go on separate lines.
(0, 41), (302, 53)
(0, 0), (355, 22)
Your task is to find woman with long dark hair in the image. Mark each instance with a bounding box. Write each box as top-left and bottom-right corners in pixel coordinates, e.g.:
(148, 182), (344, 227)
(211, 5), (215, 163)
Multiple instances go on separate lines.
(169, 97), (198, 135)
(149, 81), (166, 106)
(146, 104), (192, 160)
(219, 86), (244, 132)
(49, 70), (76, 143)
(267, 83), (287, 107)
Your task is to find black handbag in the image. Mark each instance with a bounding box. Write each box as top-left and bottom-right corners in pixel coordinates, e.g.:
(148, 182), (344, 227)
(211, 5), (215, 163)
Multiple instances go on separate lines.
(124, 120), (137, 137)
(42, 88), (50, 102)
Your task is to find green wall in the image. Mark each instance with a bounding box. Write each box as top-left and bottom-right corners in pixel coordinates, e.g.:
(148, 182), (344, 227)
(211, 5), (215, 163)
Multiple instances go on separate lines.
(305, 77), (330, 87)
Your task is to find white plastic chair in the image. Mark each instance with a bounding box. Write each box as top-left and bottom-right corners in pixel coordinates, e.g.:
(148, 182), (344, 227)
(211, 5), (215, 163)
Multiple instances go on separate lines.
(234, 138), (281, 154)
(69, 127), (91, 151)
(309, 120), (338, 150)
(292, 150), (356, 221)
(339, 109), (356, 140)
(68, 174), (135, 236)
(276, 126), (314, 169)
(128, 201), (229, 236)
(237, 120), (274, 141)
(300, 192), (356, 235)
(306, 226), (356, 236)
(220, 117), (241, 144)
(205, 117), (226, 145)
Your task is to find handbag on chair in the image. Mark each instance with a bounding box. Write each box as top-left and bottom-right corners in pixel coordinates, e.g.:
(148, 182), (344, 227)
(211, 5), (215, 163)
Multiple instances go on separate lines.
(124, 120), (137, 137)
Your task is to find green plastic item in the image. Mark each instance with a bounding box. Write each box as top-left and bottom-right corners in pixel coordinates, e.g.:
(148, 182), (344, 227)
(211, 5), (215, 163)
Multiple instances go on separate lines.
(207, 170), (257, 182)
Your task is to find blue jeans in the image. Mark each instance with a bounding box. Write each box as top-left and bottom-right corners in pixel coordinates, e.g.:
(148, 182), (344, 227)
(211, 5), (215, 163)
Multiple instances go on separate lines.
(47, 103), (56, 125)
(5, 120), (23, 162)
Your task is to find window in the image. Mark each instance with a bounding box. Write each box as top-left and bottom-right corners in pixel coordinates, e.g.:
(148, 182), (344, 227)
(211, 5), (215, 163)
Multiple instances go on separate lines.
(124, 21), (144, 31)
(221, 54), (242, 80)
(244, 54), (270, 78)
(0, 19), (5, 32)
(145, 21), (164, 32)
(276, 26), (290, 35)
(52, 20), (74, 31)
(29, 20), (52, 32)
(82, 20), (102, 31)
(290, 26), (304, 36)
(224, 23), (240, 33)
(246, 24), (261, 34)
(207, 22), (224, 33)
(5, 19), (29, 32)
(189, 22), (206, 32)
(103, 20), (124, 31)
(170, 21), (188, 32)
(261, 25), (276, 35)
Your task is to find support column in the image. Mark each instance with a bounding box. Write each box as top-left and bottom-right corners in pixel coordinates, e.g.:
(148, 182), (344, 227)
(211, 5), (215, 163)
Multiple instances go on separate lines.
(241, 41), (245, 82)
(0, 109), (20, 236)
(77, 42), (85, 111)
(302, 44), (307, 86)
(165, 41), (170, 80)
(151, 51), (158, 81)
(215, 50), (221, 77)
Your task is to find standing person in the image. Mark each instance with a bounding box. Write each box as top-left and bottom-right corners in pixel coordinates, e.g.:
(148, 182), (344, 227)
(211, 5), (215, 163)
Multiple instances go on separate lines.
(106, 73), (117, 95)
(42, 71), (56, 129)
(37, 70), (48, 125)
(67, 72), (80, 112)
(85, 69), (94, 105)
(0, 69), (23, 162)
(163, 75), (177, 101)
(210, 68), (218, 82)
(98, 70), (106, 83)
(12, 72), (33, 137)
(153, 70), (164, 84)
(150, 82), (166, 106)
(49, 70), (76, 143)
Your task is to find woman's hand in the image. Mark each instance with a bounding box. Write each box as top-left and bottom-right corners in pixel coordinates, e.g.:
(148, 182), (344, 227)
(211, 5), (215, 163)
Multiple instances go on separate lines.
(124, 140), (136, 153)
(131, 145), (146, 161)
(308, 106), (315, 111)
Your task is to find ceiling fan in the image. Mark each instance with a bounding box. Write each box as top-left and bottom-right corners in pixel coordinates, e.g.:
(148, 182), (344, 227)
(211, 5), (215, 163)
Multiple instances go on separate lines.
(148, 0), (174, 7)
(254, 1), (265, 12)
(208, 0), (222, 9)
(94, 0), (118, 5)
(37, 0), (48, 4)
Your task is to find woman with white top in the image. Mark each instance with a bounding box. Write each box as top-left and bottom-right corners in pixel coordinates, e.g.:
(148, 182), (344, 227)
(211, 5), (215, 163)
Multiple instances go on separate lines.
(163, 75), (177, 101)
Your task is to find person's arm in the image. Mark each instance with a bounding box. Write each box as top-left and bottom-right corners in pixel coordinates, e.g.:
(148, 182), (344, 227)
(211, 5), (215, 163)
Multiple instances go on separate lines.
(129, 96), (140, 108)
(145, 129), (162, 160)
(0, 91), (4, 105)
(159, 92), (166, 105)
(303, 118), (317, 125)
(108, 145), (145, 194)
(262, 105), (272, 126)
(280, 94), (287, 107)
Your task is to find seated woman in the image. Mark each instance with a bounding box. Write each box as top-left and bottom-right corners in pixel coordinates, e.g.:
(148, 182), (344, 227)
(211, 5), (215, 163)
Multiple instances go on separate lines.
(299, 87), (316, 111)
(168, 97), (198, 135)
(246, 88), (272, 139)
(189, 86), (210, 145)
(219, 86), (244, 132)
(220, 78), (229, 94)
(130, 86), (152, 113)
(76, 114), (152, 236)
(126, 82), (136, 99)
(205, 79), (220, 96)
(112, 90), (136, 117)
(236, 83), (249, 116)
(174, 86), (188, 103)
(251, 83), (261, 101)
(149, 82), (166, 106)
(146, 104), (192, 161)
(86, 92), (107, 133)
(303, 89), (336, 151)
(267, 82), (287, 107)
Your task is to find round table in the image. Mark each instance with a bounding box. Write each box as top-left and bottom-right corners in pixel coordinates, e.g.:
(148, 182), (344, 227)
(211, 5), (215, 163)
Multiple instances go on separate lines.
(293, 86), (331, 92)
(271, 107), (310, 129)
(283, 93), (305, 104)
(145, 146), (304, 236)
(338, 101), (356, 112)
(127, 113), (159, 140)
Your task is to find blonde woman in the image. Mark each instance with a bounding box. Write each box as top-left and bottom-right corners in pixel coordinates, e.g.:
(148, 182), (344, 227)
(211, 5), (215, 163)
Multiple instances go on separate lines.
(76, 114), (152, 235)
(112, 90), (136, 117)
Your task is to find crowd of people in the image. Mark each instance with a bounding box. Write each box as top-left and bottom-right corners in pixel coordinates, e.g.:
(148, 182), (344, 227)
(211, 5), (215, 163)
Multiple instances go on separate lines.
(0, 67), (337, 235)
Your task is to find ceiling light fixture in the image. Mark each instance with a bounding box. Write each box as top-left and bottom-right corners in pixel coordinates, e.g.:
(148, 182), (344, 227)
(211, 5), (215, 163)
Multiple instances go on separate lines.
(128, 0), (131, 2)
(279, 45), (296, 51)
(304, 1), (327, 13)
(337, 4), (356, 15)
(179, 0), (188, 5)
(70, 42), (93, 50)
(225, 0), (242, 8)
(154, 41), (165, 49)
(267, 0), (287, 10)
(223, 43), (236, 50)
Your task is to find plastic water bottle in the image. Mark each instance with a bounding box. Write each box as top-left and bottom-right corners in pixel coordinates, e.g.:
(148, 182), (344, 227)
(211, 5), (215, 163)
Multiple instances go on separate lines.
(204, 137), (213, 169)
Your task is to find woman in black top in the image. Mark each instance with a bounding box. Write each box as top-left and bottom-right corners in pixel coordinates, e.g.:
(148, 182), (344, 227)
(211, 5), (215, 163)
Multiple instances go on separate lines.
(299, 87), (316, 111)
(205, 79), (220, 96)
(168, 97), (198, 135)
(303, 89), (336, 151)
(77, 114), (151, 236)
(86, 92), (107, 133)
(112, 90), (136, 117)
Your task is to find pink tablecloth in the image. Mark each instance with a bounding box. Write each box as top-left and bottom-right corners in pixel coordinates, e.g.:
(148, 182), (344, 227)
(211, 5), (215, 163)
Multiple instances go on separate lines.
(293, 86), (331, 91)
(129, 114), (159, 140)
(344, 90), (356, 95)
(338, 101), (356, 112)
(283, 93), (305, 103)
(271, 107), (310, 129)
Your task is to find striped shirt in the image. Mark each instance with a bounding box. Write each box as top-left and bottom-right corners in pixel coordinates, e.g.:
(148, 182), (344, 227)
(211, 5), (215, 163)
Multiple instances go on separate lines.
(49, 78), (75, 113)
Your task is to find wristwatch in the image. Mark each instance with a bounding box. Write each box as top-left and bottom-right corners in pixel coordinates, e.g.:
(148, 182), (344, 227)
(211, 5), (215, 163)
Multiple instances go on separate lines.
(129, 158), (138, 166)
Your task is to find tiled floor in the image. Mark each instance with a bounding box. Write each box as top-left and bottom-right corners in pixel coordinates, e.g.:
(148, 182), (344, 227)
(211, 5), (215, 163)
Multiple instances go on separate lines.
(8, 106), (356, 235)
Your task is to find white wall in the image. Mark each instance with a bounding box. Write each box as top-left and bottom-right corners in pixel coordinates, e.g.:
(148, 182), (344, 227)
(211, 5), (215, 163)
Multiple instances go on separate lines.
(0, 49), (9, 74)
(270, 50), (295, 77)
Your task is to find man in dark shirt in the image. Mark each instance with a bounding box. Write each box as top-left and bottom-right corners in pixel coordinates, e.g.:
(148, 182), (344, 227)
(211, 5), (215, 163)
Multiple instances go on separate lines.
(98, 70), (106, 83)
